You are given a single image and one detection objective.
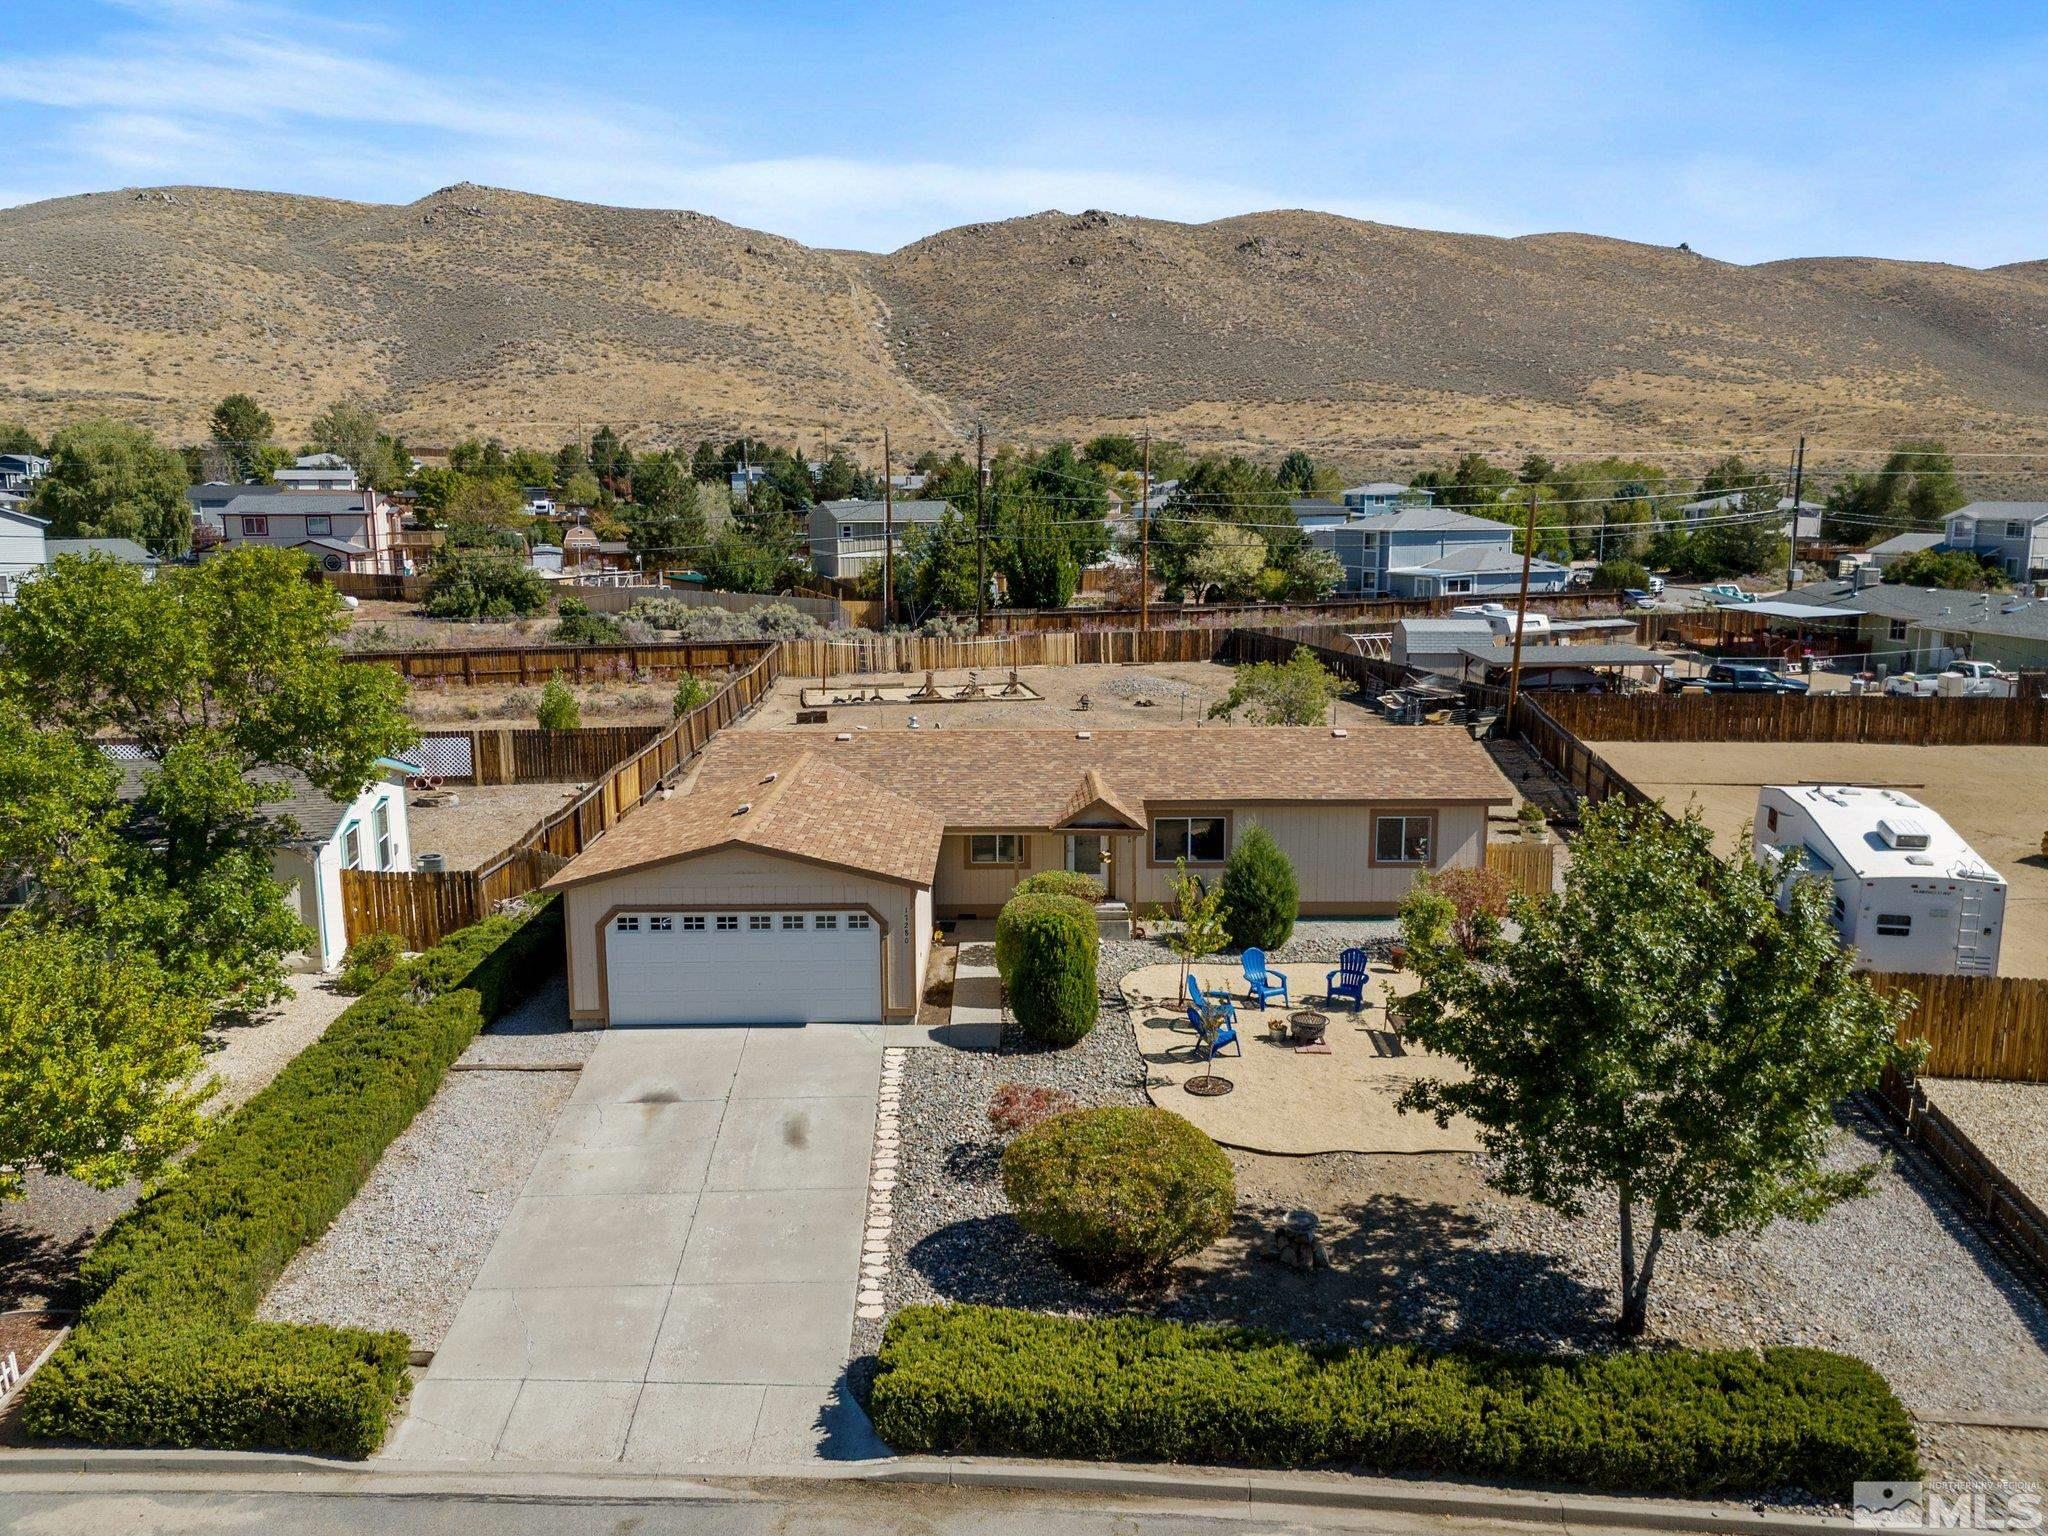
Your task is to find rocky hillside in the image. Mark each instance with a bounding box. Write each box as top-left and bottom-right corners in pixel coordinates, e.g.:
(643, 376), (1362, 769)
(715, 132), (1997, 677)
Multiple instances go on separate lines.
(3, 183), (2046, 468)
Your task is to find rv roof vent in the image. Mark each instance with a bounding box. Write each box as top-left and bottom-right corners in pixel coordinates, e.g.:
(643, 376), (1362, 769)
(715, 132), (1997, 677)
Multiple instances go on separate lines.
(1906, 854), (1934, 866)
(835, 732), (853, 742)
(1076, 730), (1092, 740)
(1330, 727), (1349, 738)
(1877, 816), (1931, 850)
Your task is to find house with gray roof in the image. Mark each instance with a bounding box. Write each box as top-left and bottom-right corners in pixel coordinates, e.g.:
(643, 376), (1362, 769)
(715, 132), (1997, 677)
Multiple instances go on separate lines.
(1309, 505), (1570, 598)
(212, 485), (409, 574)
(0, 452), (49, 495)
(1944, 503), (2048, 583)
(1775, 577), (2048, 672)
(1864, 530), (1946, 569)
(47, 536), (159, 571)
(806, 498), (952, 580)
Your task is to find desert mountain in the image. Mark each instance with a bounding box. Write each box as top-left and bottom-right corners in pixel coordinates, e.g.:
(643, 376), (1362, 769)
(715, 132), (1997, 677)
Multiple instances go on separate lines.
(3, 183), (2046, 469)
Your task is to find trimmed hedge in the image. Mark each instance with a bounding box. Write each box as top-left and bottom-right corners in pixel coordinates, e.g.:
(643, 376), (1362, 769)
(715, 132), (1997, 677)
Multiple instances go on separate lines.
(995, 891), (1098, 1047)
(1220, 823), (1298, 951)
(1012, 869), (1106, 905)
(1002, 1107), (1233, 1272)
(870, 1306), (1921, 1498)
(22, 897), (563, 1459)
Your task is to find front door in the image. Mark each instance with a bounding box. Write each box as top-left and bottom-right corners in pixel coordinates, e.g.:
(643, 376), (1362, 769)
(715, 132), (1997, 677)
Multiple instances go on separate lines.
(1066, 834), (1106, 884)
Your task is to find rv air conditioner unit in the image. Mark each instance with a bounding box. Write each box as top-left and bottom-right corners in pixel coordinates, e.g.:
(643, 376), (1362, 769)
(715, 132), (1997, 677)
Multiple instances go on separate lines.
(1876, 817), (1931, 851)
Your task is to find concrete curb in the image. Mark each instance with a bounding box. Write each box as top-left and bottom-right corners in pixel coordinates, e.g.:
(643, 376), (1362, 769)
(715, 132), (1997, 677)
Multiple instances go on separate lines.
(0, 1448), (1851, 1531)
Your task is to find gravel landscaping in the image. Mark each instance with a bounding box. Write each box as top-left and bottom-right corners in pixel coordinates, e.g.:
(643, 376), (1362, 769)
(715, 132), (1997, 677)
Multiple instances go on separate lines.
(257, 974), (588, 1347)
(863, 942), (2048, 1496)
(1920, 1077), (2048, 1213)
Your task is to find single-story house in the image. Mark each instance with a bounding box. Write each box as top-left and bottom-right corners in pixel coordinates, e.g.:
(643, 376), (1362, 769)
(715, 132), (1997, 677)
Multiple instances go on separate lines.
(0, 505), (50, 599)
(543, 725), (1513, 1028)
(116, 753), (418, 971)
(1864, 530), (1946, 569)
(47, 536), (159, 572)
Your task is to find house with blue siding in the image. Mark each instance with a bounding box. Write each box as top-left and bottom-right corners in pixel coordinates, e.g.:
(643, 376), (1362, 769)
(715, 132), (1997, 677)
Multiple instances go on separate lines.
(1943, 503), (2048, 583)
(1308, 506), (1570, 599)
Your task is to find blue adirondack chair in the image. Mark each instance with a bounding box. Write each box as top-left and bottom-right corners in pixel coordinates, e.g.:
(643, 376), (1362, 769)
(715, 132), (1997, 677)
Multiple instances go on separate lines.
(1186, 1001), (1240, 1060)
(1241, 947), (1290, 1009)
(1326, 947), (1369, 1012)
(1186, 974), (1239, 1027)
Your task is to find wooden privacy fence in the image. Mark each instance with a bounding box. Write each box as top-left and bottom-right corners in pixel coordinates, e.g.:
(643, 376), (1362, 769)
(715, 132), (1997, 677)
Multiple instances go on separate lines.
(778, 625), (1224, 678)
(412, 725), (658, 785)
(320, 571), (430, 602)
(1868, 974), (2048, 1081)
(982, 590), (1631, 634)
(1484, 839), (1557, 899)
(344, 646), (782, 948)
(353, 640), (770, 685)
(1536, 690), (2048, 747)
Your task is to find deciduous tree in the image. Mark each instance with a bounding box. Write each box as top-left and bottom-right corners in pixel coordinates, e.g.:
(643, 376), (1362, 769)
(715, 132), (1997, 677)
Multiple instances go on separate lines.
(209, 393), (273, 481)
(34, 419), (192, 557)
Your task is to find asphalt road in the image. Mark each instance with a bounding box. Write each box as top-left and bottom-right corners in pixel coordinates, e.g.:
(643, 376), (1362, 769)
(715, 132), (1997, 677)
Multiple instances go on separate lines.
(0, 1475), (1683, 1536)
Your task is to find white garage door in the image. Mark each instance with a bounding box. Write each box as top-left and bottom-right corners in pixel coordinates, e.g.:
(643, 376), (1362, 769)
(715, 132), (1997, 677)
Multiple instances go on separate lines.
(605, 909), (882, 1026)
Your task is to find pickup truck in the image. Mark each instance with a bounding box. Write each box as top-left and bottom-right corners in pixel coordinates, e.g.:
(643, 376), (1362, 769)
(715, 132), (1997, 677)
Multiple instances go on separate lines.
(1667, 663), (1810, 695)
(1883, 661), (2017, 698)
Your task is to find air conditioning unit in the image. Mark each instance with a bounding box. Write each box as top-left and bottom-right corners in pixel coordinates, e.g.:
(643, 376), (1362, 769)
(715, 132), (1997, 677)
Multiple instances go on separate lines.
(416, 851), (447, 873)
(1876, 818), (1931, 851)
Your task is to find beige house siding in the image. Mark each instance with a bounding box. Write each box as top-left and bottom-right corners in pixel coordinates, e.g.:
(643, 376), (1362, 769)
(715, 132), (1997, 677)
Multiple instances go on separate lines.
(931, 803), (1490, 918)
(563, 845), (922, 1024)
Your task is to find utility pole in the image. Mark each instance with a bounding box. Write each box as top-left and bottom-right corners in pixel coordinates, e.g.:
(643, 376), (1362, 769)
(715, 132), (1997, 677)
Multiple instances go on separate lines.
(1503, 483), (1540, 728)
(1138, 430), (1152, 635)
(974, 423), (988, 636)
(881, 427), (894, 630)
(1784, 434), (1806, 594)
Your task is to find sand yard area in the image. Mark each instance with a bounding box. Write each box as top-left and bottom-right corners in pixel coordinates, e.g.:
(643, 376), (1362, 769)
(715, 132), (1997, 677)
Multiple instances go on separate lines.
(1593, 741), (2048, 978)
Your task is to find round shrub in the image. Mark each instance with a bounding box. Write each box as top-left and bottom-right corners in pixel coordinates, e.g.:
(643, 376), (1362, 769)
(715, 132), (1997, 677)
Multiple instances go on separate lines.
(335, 931), (406, 995)
(996, 892), (1099, 1047)
(1012, 869), (1106, 905)
(1220, 823), (1297, 951)
(1002, 1107), (1235, 1273)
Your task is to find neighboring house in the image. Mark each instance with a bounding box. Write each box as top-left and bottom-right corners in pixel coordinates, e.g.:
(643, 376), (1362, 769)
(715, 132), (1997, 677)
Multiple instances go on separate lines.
(561, 526), (637, 573)
(187, 481), (244, 534)
(888, 472), (927, 494)
(1291, 498), (1350, 529)
(1677, 492), (1823, 543)
(1772, 577), (2048, 671)
(1943, 503), (2048, 582)
(0, 452), (50, 494)
(806, 498), (951, 580)
(1309, 506), (1570, 598)
(214, 486), (408, 573)
(47, 537), (159, 574)
(1865, 530), (1946, 569)
(728, 464), (768, 500)
(273, 453), (358, 491)
(542, 725), (1512, 1028)
(1340, 482), (1425, 514)
(115, 755), (418, 971)
(0, 506), (50, 600)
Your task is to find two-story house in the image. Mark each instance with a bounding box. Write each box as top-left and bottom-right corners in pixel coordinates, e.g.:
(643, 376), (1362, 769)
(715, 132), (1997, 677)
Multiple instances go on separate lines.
(1944, 503), (2048, 583)
(214, 486), (408, 574)
(273, 453), (358, 491)
(1308, 506), (1570, 599)
(806, 498), (951, 580)
(0, 453), (49, 495)
(1340, 482), (1429, 515)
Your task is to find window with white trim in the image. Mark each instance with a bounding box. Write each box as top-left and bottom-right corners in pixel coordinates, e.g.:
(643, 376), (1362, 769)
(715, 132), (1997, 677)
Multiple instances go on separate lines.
(307, 514), (332, 537)
(968, 833), (1022, 865)
(649, 915), (673, 932)
(816, 914), (839, 930)
(615, 916), (641, 933)
(716, 914), (739, 931)
(241, 515), (269, 537)
(748, 914), (771, 931)
(1151, 815), (1226, 864)
(372, 799), (394, 870)
(1373, 814), (1432, 865)
(342, 823), (362, 869)
(682, 915), (706, 931)
(1875, 912), (1913, 937)
(781, 914), (804, 930)
(847, 913), (872, 930)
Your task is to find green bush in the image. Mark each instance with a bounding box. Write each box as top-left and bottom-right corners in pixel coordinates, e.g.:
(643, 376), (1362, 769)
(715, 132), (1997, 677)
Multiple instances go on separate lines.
(23, 898), (563, 1458)
(1001, 1107), (1233, 1272)
(550, 596), (622, 645)
(1012, 869), (1105, 905)
(333, 931), (406, 996)
(1219, 823), (1297, 951)
(421, 549), (547, 619)
(870, 1306), (1921, 1498)
(535, 676), (580, 731)
(995, 891), (1098, 1047)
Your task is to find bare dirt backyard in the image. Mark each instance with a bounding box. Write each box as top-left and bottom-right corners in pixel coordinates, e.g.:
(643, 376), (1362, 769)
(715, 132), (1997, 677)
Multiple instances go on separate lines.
(1592, 741), (2048, 979)
(404, 677), (685, 728)
(408, 783), (593, 869)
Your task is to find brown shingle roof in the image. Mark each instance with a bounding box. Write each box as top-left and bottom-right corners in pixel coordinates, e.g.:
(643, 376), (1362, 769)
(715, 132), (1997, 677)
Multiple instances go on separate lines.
(1055, 767), (1147, 829)
(543, 751), (944, 891)
(692, 725), (1510, 830)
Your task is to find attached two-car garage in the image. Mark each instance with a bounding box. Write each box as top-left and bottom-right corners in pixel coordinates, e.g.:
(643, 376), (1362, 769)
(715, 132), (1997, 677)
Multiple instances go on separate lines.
(603, 908), (885, 1027)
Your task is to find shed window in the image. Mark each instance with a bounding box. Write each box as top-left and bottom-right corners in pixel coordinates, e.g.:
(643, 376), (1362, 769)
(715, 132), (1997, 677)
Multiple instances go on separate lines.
(1373, 814), (1432, 865)
(1152, 816), (1227, 864)
(1875, 912), (1913, 937)
(968, 833), (1022, 865)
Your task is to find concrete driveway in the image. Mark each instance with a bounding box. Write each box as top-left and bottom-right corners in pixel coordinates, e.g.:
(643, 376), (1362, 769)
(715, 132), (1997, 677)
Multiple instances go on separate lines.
(385, 1023), (888, 1466)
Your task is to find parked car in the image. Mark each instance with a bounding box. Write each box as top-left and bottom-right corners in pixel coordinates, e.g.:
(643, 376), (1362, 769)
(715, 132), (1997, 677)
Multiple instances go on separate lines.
(1647, 575), (1666, 597)
(1622, 588), (1657, 609)
(1883, 661), (2018, 698)
(1667, 662), (1809, 695)
(1699, 583), (1756, 605)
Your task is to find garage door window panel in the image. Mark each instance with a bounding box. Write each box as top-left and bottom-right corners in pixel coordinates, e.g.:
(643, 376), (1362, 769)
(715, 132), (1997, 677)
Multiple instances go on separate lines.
(602, 904), (884, 1027)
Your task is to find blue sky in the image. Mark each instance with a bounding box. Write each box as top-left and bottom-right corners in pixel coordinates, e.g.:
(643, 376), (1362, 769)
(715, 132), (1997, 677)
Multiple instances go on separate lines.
(2, 0), (2044, 265)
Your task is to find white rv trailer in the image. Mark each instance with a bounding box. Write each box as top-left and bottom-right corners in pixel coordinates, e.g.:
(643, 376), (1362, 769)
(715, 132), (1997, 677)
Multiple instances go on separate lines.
(1752, 784), (2006, 976)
